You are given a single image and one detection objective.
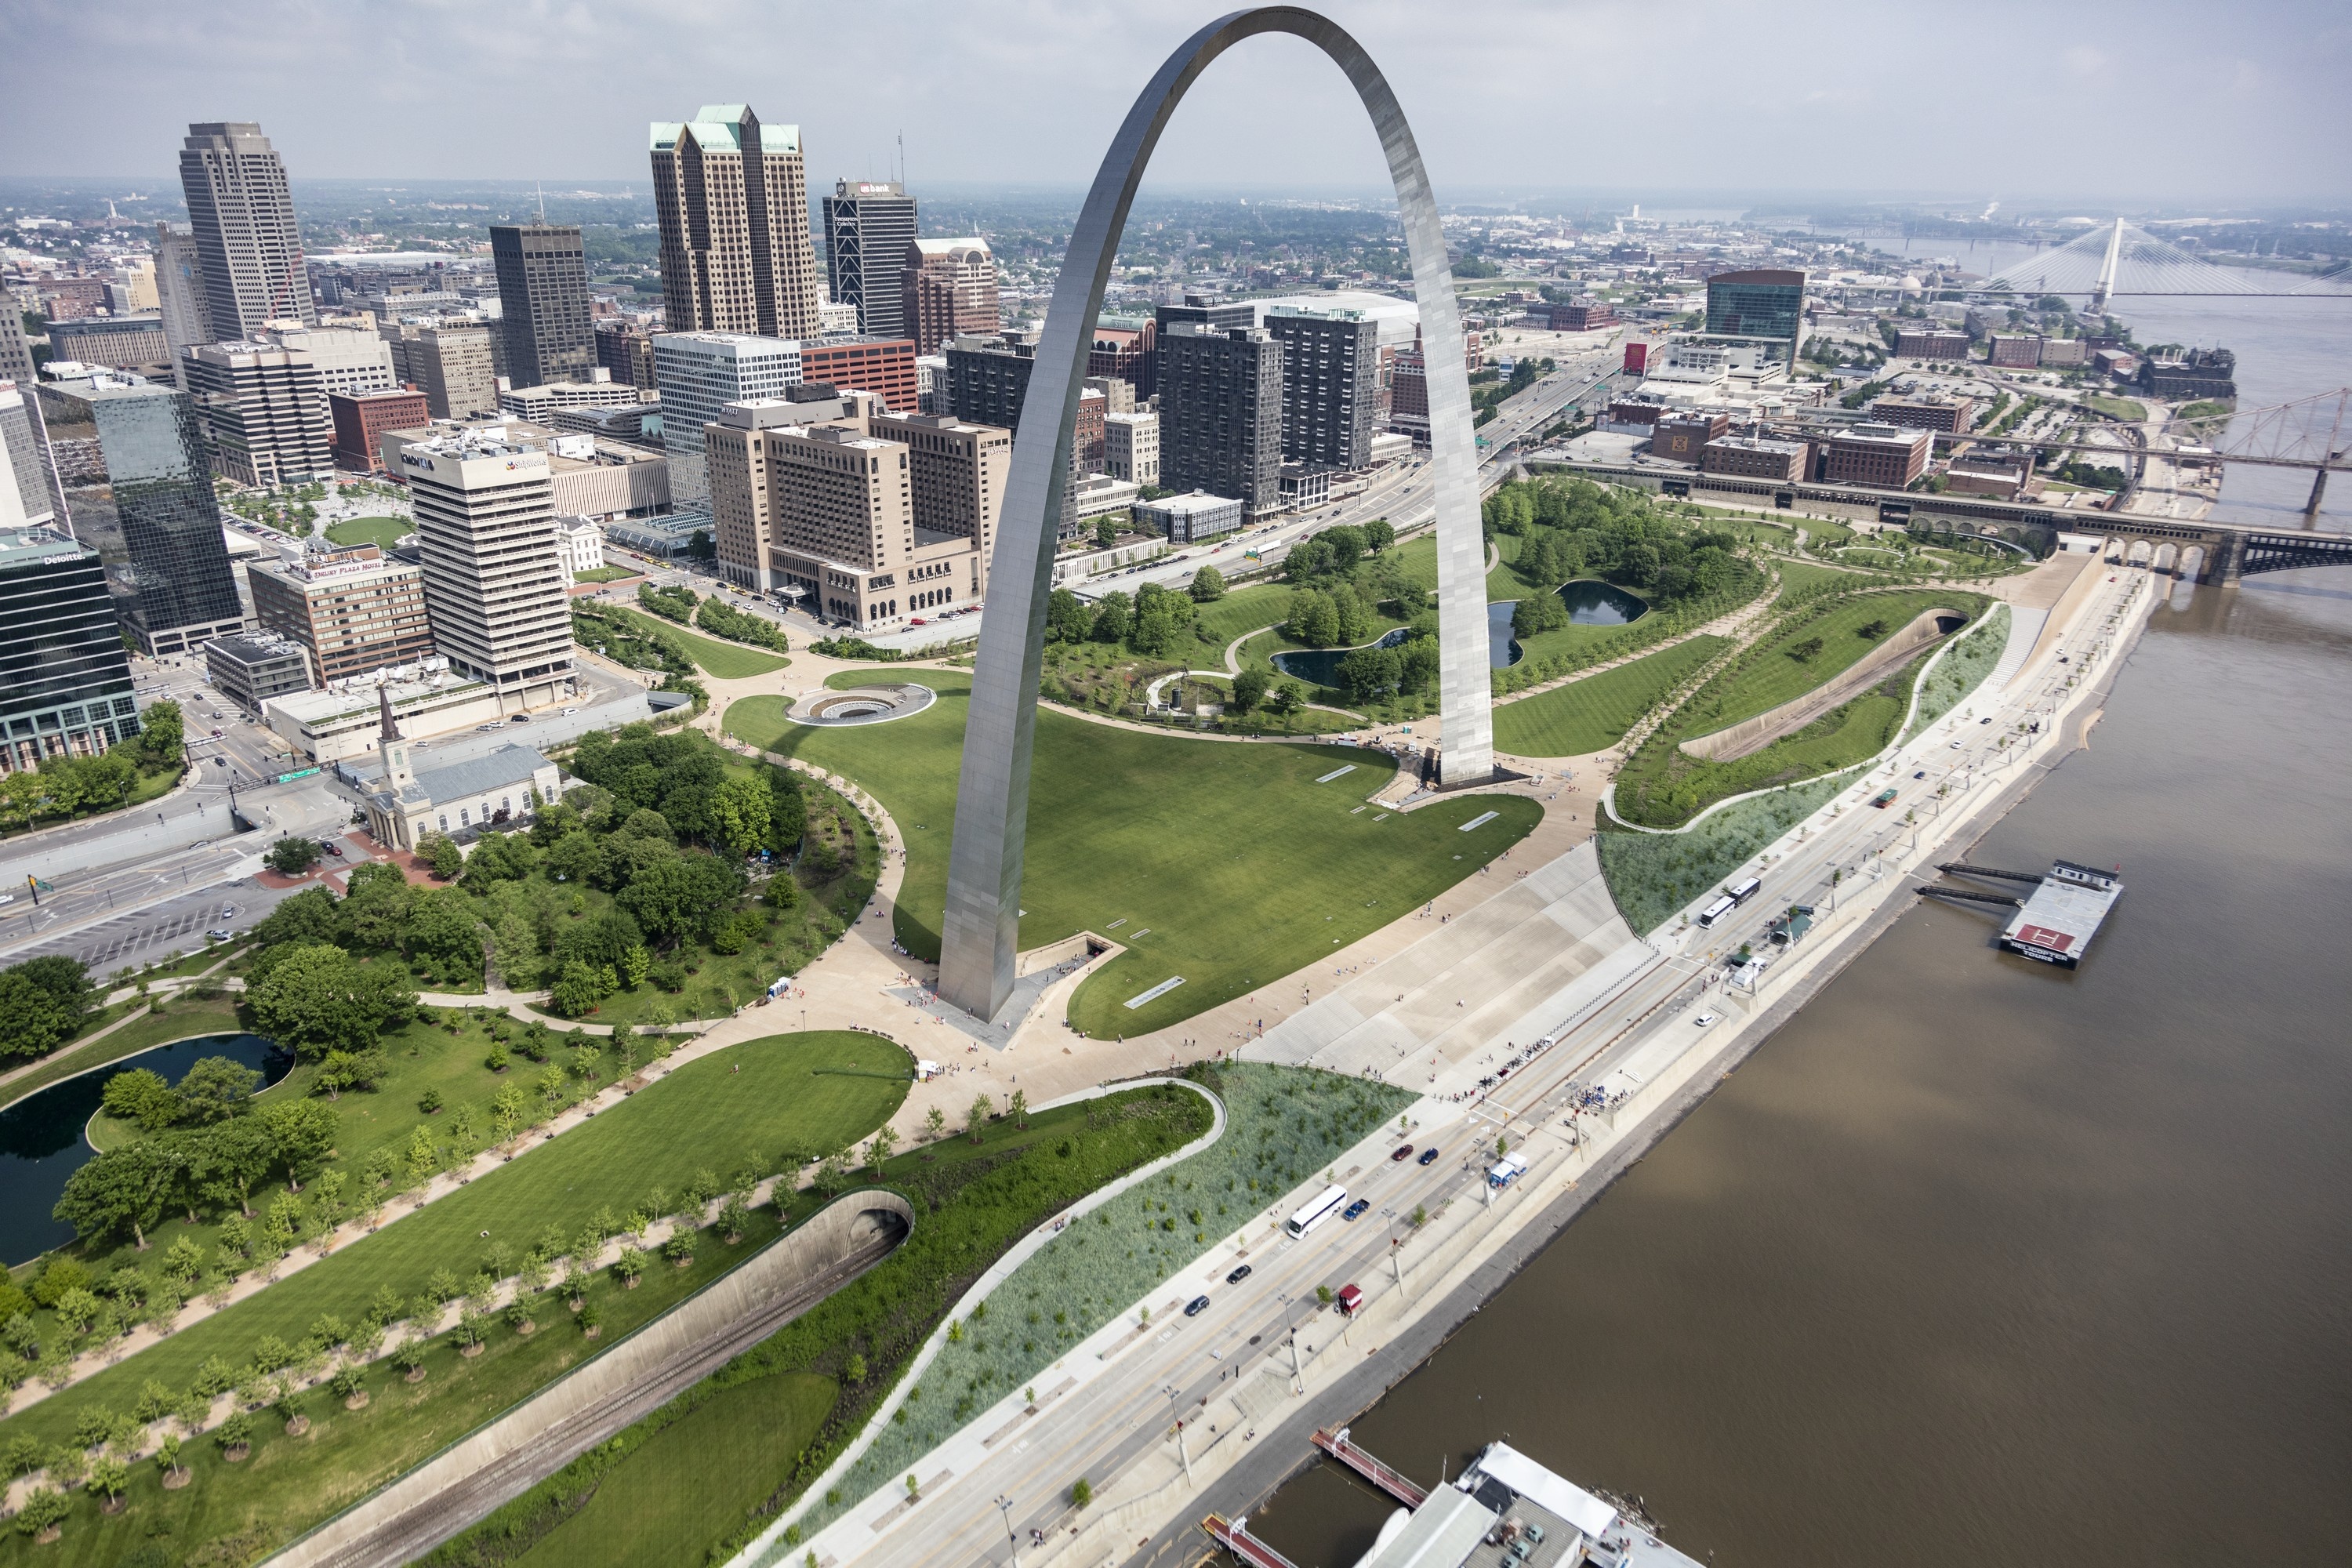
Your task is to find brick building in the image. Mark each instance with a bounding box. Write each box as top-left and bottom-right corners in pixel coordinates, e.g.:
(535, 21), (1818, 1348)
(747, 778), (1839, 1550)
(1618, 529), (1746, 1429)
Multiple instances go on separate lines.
(1822, 423), (1932, 488)
(329, 389), (431, 472)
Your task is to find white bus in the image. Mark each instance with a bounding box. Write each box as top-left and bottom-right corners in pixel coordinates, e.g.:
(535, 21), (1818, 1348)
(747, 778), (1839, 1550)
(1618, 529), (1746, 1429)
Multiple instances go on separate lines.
(1726, 877), (1762, 907)
(1285, 1184), (1350, 1239)
(1695, 895), (1737, 929)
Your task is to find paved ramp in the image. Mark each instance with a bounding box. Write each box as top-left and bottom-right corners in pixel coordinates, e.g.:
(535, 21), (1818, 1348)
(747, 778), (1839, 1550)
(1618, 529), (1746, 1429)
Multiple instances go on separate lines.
(1243, 840), (1655, 1087)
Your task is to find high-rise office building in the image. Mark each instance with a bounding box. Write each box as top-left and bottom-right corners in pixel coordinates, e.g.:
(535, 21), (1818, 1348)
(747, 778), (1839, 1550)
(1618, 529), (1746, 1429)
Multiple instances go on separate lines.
(703, 395), (987, 628)
(0, 385), (59, 530)
(490, 223), (594, 390)
(594, 321), (658, 394)
(1702, 269), (1806, 368)
(901, 238), (999, 355)
(183, 340), (333, 488)
(653, 332), (803, 504)
(397, 428), (573, 713)
(385, 323), (499, 420)
(798, 334), (919, 413)
(1157, 322), (1285, 518)
(1262, 306), (1379, 471)
(178, 122), (314, 342)
(248, 539), (434, 682)
(943, 336), (1036, 434)
(822, 180), (919, 339)
(648, 104), (823, 340)
(329, 389), (432, 473)
(873, 409), (1007, 589)
(264, 322), (397, 398)
(154, 222), (210, 390)
(85, 384), (246, 655)
(0, 526), (142, 773)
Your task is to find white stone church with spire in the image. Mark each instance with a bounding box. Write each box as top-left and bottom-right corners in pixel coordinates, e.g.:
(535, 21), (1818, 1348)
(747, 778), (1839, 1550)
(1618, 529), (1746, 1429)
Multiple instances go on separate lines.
(362, 684), (564, 851)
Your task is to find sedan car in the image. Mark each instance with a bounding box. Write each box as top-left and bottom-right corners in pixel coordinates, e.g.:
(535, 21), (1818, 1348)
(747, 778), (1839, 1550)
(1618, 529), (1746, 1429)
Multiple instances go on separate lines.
(1341, 1199), (1371, 1221)
(1183, 1294), (1211, 1317)
(1692, 1011), (1721, 1029)
(1225, 1263), (1252, 1285)
(1390, 1143), (1415, 1162)
(1417, 1146), (1441, 1167)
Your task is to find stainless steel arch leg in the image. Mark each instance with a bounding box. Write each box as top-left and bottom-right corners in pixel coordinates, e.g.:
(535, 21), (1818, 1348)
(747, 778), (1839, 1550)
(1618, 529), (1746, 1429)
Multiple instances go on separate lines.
(938, 6), (1490, 1020)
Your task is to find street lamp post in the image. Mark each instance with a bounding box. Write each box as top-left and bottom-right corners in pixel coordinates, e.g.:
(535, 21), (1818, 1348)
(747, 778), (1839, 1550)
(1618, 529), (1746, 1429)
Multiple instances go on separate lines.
(993, 1493), (1019, 1568)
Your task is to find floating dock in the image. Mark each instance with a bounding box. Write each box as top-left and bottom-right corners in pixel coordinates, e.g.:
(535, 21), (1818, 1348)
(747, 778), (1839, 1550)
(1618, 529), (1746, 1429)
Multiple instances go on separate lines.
(1921, 859), (2123, 967)
(1209, 1432), (1700, 1568)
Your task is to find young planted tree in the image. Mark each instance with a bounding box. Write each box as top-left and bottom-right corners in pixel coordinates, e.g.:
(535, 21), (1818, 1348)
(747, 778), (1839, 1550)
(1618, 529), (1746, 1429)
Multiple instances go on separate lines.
(966, 1092), (993, 1143)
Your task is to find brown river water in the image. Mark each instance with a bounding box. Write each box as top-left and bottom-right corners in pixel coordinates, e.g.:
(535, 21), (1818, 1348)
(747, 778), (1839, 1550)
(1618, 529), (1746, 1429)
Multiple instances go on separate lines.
(1247, 277), (2352, 1566)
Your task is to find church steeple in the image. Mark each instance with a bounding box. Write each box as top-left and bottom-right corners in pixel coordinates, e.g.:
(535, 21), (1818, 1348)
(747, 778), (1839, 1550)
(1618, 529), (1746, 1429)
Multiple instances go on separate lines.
(379, 684), (412, 789)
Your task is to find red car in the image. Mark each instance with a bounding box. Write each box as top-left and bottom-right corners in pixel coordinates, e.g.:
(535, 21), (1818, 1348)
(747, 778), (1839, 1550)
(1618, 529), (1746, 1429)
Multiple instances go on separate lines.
(1390, 1144), (1414, 1162)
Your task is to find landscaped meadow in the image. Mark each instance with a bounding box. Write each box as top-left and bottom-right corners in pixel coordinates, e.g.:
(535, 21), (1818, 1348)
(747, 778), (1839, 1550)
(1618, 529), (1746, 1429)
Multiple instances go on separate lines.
(0, 1032), (909, 1566)
(726, 671), (1541, 1036)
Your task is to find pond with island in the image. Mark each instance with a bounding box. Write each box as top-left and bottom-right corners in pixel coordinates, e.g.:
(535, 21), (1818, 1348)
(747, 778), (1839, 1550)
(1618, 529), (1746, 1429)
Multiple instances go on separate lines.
(0, 1033), (291, 1264)
(1272, 579), (1646, 688)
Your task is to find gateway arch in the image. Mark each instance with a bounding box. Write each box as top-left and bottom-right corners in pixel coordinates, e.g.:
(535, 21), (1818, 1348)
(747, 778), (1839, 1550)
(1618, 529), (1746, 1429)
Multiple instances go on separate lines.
(938, 5), (1490, 1021)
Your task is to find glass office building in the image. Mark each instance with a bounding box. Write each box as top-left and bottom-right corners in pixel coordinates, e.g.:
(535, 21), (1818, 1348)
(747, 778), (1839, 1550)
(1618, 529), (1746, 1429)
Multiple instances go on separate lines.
(86, 384), (247, 655)
(0, 527), (140, 773)
(1702, 269), (1806, 367)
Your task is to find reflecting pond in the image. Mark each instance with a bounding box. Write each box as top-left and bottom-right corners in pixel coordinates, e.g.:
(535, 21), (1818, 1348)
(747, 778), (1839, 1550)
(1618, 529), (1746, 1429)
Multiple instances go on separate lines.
(1557, 578), (1649, 625)
(0, 1033), (291, 1264)
(1272, 608), (1526, 689)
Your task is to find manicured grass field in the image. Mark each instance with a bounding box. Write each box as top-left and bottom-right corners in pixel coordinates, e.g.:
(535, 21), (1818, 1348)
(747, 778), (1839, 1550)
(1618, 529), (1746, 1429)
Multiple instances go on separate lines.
(512, 1371), (837, 1568)
(325, 515), (413, 550)
(1772, 560), (1881, 607)
(574, 565), (640, 584)
(2085, 394), (2148, 423)
(1492, 635), (1726, 758)
(1688, 590), (1974, 735)
(601, 604), (791, 679)
(724, 672), (1541, 1035)
(0, 1033), (908, 1483)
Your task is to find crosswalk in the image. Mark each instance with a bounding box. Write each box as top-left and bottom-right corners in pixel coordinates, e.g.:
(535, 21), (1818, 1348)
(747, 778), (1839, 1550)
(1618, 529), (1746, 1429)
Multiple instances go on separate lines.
(65, 906), (212, 975)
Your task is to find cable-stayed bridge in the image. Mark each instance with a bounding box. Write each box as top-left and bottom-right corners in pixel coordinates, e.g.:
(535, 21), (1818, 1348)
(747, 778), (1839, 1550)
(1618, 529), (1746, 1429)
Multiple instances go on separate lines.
(1981, 218), (2352, 306)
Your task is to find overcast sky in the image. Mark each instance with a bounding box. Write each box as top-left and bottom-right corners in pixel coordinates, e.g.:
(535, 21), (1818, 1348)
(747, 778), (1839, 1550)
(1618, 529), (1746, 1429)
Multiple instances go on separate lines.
(3, 0), (2346, 207)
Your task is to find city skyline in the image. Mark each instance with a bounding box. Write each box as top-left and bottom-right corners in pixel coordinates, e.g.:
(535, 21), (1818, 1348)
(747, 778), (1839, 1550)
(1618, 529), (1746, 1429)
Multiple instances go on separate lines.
(1, 1), (2347, 204)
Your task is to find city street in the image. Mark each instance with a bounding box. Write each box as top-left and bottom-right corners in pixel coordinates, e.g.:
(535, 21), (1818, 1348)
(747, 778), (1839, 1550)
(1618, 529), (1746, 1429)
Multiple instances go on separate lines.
(793, 552), (2154, 1568)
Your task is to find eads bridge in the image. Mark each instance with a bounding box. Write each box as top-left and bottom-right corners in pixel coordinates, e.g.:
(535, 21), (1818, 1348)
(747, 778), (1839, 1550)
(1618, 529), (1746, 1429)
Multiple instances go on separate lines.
(2078, 515), (2352, 586)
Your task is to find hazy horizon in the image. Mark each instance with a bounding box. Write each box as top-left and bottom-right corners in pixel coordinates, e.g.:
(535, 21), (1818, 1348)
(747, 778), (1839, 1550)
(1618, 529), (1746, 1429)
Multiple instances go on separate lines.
(3, 0), (2347, 205)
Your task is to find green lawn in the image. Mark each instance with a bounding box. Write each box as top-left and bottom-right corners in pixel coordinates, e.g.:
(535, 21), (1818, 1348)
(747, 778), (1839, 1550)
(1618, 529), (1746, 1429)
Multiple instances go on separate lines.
(597, 604), (790, 679)
(1493, 636), (1726, 758)
(1610, 590), (1989, 829)
(2083, 394), (2147, 422)
(0, 1033), (909, 1565)
(425, 1084), (1210, 1568)
(724, 672), (1542, 1035)
(324, 516), (413, 550)
(573, 566), (640, 584)
(1684, 590), (1978, 736)
(513, 1371), (837, 1568)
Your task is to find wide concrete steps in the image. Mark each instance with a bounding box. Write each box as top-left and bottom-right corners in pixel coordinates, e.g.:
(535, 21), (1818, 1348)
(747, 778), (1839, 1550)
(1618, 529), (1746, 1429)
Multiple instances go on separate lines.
(1244, 840), (1653, 1085)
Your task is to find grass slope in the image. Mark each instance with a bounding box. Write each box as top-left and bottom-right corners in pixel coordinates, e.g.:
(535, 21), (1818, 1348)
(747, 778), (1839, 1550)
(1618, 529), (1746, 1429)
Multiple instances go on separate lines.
(1686, 590), (1973, 736)
(511, 1372), (837, 1568)
(1597, 771), (1856, 935)
(0, 1033), (907, 1504)
(1492, 636), (1725, 758)
(426, 1085), (1210, 1568)
(724, 672), (1541, 1035)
